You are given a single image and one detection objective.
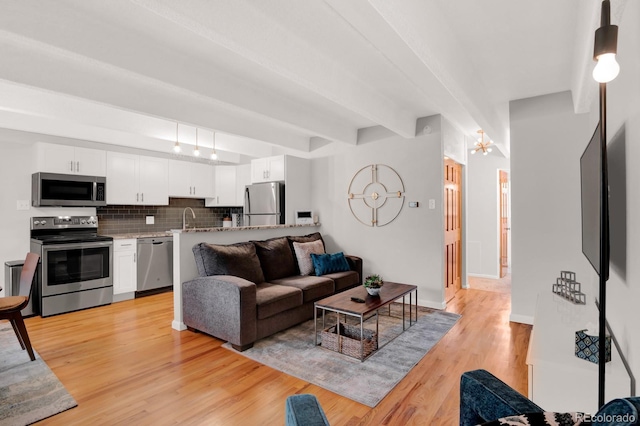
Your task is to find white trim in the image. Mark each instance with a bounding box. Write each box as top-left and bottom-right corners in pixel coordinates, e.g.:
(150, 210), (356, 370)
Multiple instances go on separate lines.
(418, 298), (447, 310)
(172, 320), (187, 331)
(468, 273), (500, 279)
(509, 313), (534, 325)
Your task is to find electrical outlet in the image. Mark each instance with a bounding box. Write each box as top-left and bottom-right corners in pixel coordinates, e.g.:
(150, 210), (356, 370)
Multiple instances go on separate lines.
(146, 216), (155, 225)
(408, 201), (419, 208)
(17, 200), (30, 210)
(429, 199), (436, 209)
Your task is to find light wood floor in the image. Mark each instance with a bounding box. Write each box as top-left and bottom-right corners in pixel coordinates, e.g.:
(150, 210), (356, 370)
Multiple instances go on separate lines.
(21, 280), (530, 425)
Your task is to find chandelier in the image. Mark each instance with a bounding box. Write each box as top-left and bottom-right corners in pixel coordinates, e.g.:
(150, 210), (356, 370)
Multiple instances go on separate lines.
(470, 130), (492, 156)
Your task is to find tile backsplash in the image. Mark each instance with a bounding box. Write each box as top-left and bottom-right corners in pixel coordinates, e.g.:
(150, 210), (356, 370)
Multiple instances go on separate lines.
(97, 198), (242, 235)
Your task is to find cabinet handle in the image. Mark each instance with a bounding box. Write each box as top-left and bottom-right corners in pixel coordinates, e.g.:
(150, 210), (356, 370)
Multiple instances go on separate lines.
(70, 161), (74, 172)
(141, 193), (144, 202)
(193, 186), (196, 195)
(134, 253), (136, 263)
(76, 161), (80, 173)
(136, 193), (139, 202)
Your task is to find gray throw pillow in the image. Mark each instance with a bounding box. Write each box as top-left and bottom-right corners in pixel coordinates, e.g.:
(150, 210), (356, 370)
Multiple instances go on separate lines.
(192, 242), (265, 284)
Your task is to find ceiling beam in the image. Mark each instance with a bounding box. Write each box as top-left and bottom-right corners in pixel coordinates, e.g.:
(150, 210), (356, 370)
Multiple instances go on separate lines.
(351, 0), (510, 153)
(131, 0), (417, 139)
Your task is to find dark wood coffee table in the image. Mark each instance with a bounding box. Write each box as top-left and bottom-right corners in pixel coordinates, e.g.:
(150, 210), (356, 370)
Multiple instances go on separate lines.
(314, 282), (418, 361)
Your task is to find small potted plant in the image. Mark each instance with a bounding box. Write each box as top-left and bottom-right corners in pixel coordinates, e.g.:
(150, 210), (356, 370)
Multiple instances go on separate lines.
(364, 274), (383, 296)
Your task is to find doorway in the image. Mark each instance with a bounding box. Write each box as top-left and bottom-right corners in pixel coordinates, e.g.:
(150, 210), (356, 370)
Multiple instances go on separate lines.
(444, 158), (462, 302)
(499, 170), (510, 278)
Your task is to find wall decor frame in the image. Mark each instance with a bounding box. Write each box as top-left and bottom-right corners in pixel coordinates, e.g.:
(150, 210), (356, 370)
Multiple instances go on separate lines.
(347, 164), (405, 227)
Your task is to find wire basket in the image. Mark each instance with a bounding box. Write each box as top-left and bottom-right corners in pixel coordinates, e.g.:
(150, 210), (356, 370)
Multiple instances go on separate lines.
(320, 322), (377, 359)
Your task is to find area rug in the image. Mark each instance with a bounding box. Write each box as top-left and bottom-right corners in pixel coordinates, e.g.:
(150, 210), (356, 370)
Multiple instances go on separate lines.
(0, 323), (77, 425)
(223, 305), (461, 407)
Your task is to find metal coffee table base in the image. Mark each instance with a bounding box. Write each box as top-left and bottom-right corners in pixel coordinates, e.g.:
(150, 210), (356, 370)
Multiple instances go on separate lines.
(314, 287), (418, 361)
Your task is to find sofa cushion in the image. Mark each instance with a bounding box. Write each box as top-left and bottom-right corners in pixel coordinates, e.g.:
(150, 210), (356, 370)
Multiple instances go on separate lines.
(269, 275), (334, 303)
(255, 283), (303, 320)
(288, 232), (325, 274)
(293, 240), (325, 275)
(253, 237), (297, 281)
(192, 242), (265, 284)
(323, 270), (360, 292)
(311, 252), (350, 276)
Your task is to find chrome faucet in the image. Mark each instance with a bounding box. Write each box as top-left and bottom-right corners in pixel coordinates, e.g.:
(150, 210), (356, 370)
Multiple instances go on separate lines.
(182, 207), (196, 230)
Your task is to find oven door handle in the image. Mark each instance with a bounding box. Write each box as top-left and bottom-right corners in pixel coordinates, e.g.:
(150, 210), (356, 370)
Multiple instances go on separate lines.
(41, 241), (113, 251)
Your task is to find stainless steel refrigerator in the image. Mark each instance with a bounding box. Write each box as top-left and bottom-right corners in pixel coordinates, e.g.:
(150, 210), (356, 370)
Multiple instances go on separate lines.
(244, 182), (285, 226)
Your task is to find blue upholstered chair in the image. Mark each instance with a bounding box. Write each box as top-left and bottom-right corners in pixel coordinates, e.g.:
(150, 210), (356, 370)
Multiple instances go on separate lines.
(285, 394), (330, 426)
(460, 369), (640, 426)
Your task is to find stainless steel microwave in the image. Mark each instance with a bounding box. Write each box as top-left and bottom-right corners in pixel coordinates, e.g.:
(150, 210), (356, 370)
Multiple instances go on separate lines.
(32, 172), (107, 207)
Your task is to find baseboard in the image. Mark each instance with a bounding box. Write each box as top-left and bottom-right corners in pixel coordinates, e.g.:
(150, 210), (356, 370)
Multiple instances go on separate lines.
(468, 273), (500, 279)
(113, 292), (135, 303)
(172, 320), (187, 331)
(418, 298), (446, 310)
(509, 313), (534, 325)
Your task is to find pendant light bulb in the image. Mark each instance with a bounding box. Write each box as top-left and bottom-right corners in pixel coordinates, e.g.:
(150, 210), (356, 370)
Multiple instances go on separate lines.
(471, 150), (476, 155)
(593, 53), (620, 83)
(210, 131), (218, 160)
(173, 122), (181, 153)
(193, 128), (200, 157)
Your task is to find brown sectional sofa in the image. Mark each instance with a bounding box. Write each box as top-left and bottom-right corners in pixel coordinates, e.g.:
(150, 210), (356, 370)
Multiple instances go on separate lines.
(182, 232), (362, 351)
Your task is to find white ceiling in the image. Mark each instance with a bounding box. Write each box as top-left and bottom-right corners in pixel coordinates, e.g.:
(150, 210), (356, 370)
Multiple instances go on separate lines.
(0, 0), (617, 160)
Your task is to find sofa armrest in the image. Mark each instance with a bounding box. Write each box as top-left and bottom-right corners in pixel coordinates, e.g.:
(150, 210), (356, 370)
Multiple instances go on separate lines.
(594, 397), (640, 426)
(344, 255), (362, 285)
(182, 275), (257, 347)
(460, 369), (543, 426)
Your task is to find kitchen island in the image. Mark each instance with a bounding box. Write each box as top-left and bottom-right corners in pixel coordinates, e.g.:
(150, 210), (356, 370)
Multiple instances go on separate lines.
(171, 224), (320, 331)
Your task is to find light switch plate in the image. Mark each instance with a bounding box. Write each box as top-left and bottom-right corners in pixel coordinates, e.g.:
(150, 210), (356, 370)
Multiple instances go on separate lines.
(429, 199), (436, 209)
(408, 201), (419, 208)
(17, 200), (30, 210)
(146, 216), (155, 225)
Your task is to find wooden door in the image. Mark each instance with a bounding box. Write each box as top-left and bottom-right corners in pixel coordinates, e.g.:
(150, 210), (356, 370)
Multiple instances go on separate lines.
(499, 170), (510, 278)
(444, 159), (462, 302)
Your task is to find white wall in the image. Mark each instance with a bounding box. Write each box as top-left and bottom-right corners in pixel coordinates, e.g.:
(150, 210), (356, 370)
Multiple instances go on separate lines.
(595, 0), (640, 388)
(509, 91), (594, 324)
(467, 153), (510, 278)
(309, 115), (447, 308)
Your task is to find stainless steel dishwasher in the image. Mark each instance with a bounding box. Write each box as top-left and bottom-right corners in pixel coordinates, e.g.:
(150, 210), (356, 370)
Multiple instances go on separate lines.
(136, 236), (173, 294)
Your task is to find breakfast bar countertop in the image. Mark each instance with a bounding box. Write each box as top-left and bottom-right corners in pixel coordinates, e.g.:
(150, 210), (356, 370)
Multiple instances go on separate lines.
(104, 231), (174, 239)
(105, 224), (319, 239)
(173, 223), (319, 233)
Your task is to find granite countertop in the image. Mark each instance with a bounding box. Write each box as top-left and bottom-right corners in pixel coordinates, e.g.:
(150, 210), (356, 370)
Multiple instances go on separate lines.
(172, 223), (320, 233)
(105, 223), (319, 239)
(104, 231), (174, 239)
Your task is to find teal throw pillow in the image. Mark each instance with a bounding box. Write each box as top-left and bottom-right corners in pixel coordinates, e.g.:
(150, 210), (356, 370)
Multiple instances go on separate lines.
(311, 252), (350, 276)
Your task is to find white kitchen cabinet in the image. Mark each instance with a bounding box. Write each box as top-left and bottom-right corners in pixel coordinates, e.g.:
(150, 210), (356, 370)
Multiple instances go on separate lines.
(168, 160), (214, 198)
(36, 142), (106, 176)
(209, 166), (237, 206)
(206, 164), (252, 207)
(251, 155), (285, 183)
(113, 239), (137, 299)
(106, 152), (168, 205)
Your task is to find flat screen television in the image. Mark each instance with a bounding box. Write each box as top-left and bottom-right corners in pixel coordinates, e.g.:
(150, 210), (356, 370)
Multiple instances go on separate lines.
(580, 121), (609, 280)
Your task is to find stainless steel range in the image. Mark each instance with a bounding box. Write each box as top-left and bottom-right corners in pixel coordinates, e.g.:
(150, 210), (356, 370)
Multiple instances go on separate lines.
(30, 216), (113, 317)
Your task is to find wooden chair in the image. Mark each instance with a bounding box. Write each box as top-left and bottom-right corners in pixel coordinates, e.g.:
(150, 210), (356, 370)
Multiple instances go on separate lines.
(0, 252), (39, 361)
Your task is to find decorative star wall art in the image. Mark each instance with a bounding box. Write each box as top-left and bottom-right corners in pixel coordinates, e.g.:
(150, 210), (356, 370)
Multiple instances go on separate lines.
(347, 164), (405, 227)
